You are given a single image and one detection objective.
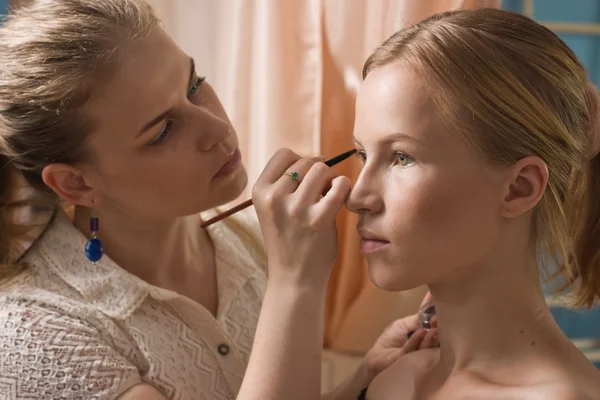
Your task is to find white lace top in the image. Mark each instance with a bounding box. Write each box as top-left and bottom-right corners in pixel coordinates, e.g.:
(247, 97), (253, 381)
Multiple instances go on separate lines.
(0, 209), (267, 400)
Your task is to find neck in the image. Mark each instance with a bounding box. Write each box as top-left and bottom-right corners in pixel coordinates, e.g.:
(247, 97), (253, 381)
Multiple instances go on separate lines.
(430, 229), (569, 381)
(73, 206), (214, 283)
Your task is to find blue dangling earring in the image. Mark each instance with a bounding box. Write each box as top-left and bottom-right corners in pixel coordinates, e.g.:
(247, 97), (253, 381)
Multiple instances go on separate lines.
(85, 211), (103, 263)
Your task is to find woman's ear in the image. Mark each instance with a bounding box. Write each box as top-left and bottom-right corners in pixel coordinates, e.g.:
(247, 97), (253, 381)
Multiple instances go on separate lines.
(500, 156), (548, 219)
(42, 163), (98, 207)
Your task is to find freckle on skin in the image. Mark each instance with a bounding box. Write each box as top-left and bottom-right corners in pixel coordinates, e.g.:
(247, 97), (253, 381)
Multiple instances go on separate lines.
(531, 341), (535, 346)
(520, 330), (524, 334)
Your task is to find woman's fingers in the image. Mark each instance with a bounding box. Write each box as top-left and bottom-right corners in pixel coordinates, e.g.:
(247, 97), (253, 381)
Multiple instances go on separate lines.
(278, 161), (352, 225)
(314, 176), (352, 222)
(397, 314), (422, 336)
(401, 328), (440, 355)
(401, 329), (428, 354)
(293, 162), (337, 203)
(430, 315), (438, 329)
(254, 151), (329, 201)
(255, 148), (302, 186)
(272, 158), (316, 195)
(419, 328), (439, 350)
(252, 150), (353, 289)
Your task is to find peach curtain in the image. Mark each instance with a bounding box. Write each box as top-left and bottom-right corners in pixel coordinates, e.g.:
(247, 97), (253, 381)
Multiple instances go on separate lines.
(147, 0), (501, 352)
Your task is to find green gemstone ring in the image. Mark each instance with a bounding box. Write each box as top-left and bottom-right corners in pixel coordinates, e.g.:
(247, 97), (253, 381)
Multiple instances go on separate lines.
(284, 171), (300, 181)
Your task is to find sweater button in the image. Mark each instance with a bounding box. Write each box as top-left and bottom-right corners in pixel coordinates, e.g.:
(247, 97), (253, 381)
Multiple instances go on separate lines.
(218, 344), (230, 356)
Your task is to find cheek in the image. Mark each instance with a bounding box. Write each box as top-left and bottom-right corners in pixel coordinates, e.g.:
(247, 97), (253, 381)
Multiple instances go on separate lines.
(417, 172), (487, 224)
(385, 167), (498, 262)
(98, 150), (210, 195)
(384, 168), (465, 228)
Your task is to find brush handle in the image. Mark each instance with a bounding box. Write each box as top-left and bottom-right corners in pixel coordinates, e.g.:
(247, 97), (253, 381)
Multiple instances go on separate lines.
(323, 149), (358, 167)
(200, 199), (253, 228)
(200, 149), (357, 228)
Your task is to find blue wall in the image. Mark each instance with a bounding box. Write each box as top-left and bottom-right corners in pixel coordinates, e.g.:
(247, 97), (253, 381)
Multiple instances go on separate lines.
(503, 0), (600, 84)
(0, 0), (6, 14)
(502, 0), (600, 369)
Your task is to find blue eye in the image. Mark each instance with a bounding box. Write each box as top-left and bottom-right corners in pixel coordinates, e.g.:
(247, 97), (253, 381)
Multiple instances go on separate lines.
(188, 76), (205, 96)
(148, 120), (173, 146)
(395, 152), (415, 167)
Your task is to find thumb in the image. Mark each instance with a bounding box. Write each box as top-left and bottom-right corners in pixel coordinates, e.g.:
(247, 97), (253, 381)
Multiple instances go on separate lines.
(376, 314), (421, 349)
(400, 329), (428, 355)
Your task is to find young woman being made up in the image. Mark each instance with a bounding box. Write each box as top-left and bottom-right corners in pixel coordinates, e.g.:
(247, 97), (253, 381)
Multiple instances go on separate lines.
(250, 7), (600, 400)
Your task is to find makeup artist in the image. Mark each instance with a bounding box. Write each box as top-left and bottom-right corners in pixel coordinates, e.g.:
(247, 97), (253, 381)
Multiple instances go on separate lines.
(0, 1), (437, 399)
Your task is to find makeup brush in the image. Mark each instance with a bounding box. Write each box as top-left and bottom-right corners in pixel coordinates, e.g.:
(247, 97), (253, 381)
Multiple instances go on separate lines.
(200, 149), (358, 228)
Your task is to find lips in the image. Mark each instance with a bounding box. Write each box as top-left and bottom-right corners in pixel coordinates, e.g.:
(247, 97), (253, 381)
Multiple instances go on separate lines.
(213, 147), (242, 179)
(357, 226), (387, 241)
(357, 226), (390, 254)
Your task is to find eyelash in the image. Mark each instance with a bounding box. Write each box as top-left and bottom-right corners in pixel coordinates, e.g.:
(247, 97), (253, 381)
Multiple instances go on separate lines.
(356, 151), (367, 163)
(188, 76), (205, 96)
(148, 76), (206, 146)
(355, 150), (415, 167)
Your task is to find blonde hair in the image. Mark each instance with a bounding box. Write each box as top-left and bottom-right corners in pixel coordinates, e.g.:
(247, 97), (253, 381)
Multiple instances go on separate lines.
(364, 8), (600, 308)
(0, 0), (158, 279)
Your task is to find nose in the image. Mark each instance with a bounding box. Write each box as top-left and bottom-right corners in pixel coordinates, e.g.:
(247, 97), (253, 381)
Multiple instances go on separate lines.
(346, 167), (384, 215)
(191, 107), (232, 152)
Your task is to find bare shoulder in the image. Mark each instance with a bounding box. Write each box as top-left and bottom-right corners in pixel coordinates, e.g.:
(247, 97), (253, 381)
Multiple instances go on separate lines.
(541, 357), (600, 400)
(567, 367), (600, 400)
(501, 381), (598, 400)
(366, 348), (440, 400)
(445, 369), (600, 400)
(501, 382), (596, 400)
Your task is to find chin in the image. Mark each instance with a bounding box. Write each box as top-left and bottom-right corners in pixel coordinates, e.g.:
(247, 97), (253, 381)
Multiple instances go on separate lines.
(179, 168), (249, 216)
(228, 167), (248, 197)
(213, 167), (248, 205)
(368, 261), (422, 292)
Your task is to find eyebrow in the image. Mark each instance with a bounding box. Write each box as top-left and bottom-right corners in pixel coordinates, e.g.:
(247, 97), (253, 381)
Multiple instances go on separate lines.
(137, 58), (196, 137)
(353, 133), (426, 147)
